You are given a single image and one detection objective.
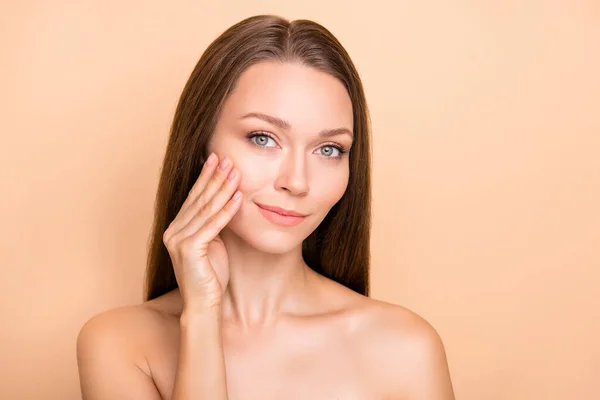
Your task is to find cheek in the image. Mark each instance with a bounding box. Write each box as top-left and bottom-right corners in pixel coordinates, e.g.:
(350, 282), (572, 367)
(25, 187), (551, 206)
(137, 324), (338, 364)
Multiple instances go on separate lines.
(209, 136), (273, 195)
(230, 154), (274, 194)
(312, 167), (349, 209)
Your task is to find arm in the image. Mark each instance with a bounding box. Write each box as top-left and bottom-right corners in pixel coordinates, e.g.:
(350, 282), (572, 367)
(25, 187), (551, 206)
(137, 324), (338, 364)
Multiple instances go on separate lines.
(171, 306), (229, 399)
(78, 153), (237, 399)
(401, 320), (455, 400)
(373, 305), (455, 400)
(400, 317), (454, 400)
(76, 309), (162, 400)
(76, 305), (230, 400)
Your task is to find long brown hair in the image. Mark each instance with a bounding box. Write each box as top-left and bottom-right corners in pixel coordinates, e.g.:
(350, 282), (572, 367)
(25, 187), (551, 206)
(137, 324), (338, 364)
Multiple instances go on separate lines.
(144, 15), (372, 301)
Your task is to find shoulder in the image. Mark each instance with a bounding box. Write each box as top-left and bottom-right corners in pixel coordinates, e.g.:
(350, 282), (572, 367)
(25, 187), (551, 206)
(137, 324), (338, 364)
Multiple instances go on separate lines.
(76, 302), (164, 373)
(77, 291), (180, 362)
(354, 298), (455, 399)
(76, 292), (180, 398)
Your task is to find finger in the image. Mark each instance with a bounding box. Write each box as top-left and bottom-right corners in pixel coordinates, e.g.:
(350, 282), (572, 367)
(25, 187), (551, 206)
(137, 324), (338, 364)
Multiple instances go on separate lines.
(170, 156), (235, 236)
(178, 152), (219, 215)
(193, 190), (243, 244)
(175, 167), (241, 239)
(192, 156), (234, 210)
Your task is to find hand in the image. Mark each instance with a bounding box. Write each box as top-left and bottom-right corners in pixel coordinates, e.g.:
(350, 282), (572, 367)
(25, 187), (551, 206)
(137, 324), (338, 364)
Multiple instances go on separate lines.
(162, 153), (242, 310)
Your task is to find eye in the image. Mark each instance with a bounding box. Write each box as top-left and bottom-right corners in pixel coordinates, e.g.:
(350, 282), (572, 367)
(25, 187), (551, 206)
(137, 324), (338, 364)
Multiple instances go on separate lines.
(248, 133), (277, 148)
(316, 143), (348, 159)
(318, 145), (341, 158)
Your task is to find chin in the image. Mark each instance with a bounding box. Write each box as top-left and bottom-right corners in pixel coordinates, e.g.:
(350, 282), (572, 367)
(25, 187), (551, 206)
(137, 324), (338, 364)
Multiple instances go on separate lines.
(238, 229), (302, 254)
(226, 219), (304, 254)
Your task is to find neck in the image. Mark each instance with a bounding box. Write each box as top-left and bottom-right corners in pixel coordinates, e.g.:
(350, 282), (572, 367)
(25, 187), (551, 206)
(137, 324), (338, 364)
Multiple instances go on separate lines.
(218, 228), (316, 330)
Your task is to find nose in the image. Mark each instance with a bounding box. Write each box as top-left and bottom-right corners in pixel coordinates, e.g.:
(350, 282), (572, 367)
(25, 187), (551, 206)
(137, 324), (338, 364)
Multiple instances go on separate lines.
(274, 150), (310, 196)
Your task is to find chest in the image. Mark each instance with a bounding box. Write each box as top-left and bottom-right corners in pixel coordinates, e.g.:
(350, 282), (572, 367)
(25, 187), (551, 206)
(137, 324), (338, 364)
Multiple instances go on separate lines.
(149, 325), (380, 400)
(223, 339), (371, 400)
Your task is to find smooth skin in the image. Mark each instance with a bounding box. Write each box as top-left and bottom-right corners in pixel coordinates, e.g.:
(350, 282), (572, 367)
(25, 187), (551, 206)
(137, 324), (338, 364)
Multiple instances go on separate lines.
(77, 61), (455, 400)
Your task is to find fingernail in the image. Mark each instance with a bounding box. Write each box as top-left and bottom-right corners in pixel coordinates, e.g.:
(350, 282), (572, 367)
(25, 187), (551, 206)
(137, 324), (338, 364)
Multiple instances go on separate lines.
(219, 157), (230, 170)
(233, 191), (241, 201)
(206, 153), (217, 166)
(227, 168), (237, 180)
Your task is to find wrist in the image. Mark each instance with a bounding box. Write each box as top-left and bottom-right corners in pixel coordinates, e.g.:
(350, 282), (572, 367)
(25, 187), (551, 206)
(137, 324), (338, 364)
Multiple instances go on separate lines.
(181, 292), (222, 314)
(180, 303), (222, 325)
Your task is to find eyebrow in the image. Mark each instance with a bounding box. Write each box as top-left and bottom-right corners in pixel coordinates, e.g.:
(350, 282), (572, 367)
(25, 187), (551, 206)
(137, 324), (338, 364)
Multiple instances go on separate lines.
(240, 112), (353, 139)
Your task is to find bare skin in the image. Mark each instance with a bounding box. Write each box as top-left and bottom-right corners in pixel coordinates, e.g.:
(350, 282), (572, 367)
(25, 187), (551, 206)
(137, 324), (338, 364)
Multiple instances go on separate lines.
(78, 282), (454, 399)
(77, 61), (455, 399)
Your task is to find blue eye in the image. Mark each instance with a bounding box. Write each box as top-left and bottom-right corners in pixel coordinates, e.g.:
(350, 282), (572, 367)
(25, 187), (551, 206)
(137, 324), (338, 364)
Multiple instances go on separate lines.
(245, 131), (348, 160)
(248, 133), (277, 148)
(318, 145), (341, 158)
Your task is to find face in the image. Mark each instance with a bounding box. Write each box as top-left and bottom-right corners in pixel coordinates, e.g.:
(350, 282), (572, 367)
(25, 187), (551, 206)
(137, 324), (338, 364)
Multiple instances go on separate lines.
(207, 61), (354, 254)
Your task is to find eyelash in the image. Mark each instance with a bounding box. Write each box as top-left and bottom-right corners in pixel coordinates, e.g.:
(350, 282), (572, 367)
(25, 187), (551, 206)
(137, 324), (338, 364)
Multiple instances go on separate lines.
(245, 131), (349, 159)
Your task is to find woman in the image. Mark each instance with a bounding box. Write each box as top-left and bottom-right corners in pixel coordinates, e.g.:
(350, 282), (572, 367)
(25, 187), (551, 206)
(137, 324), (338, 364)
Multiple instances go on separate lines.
(77, 14), (455, 400)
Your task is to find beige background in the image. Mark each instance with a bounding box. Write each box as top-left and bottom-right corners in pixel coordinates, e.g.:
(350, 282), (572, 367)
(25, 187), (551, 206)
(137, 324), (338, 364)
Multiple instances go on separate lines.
(1, 1), (599, 399)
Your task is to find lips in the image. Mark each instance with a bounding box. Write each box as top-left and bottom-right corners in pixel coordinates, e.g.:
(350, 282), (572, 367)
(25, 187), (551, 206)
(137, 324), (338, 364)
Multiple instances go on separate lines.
(254, 202), (307, 217)
(255, 202), (308, 227)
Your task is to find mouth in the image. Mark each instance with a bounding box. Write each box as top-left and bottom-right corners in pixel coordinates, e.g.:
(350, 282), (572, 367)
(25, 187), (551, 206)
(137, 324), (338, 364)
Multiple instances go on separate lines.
(254, 202), (307, 217)
(254, 202), (308, 227)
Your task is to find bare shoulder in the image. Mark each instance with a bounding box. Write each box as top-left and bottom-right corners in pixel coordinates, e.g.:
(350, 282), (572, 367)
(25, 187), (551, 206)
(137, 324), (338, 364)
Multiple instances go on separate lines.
(77, 291), (180, 363)
(352, 297), (455, 399)
(359, 297), (444, 347)
(76, 292), (180, 399)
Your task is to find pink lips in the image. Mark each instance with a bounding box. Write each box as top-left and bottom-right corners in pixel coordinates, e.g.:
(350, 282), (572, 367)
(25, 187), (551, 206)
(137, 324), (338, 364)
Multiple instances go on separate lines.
(255, 202), (307, 226)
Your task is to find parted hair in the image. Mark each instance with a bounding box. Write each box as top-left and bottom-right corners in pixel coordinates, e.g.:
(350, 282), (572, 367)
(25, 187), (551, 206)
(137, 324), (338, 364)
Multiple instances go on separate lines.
(144, 14), (372, 301)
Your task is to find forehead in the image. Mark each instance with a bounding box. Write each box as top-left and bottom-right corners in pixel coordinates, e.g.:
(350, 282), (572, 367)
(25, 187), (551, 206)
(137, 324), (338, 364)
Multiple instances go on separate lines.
(221, 61), (353, 132)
